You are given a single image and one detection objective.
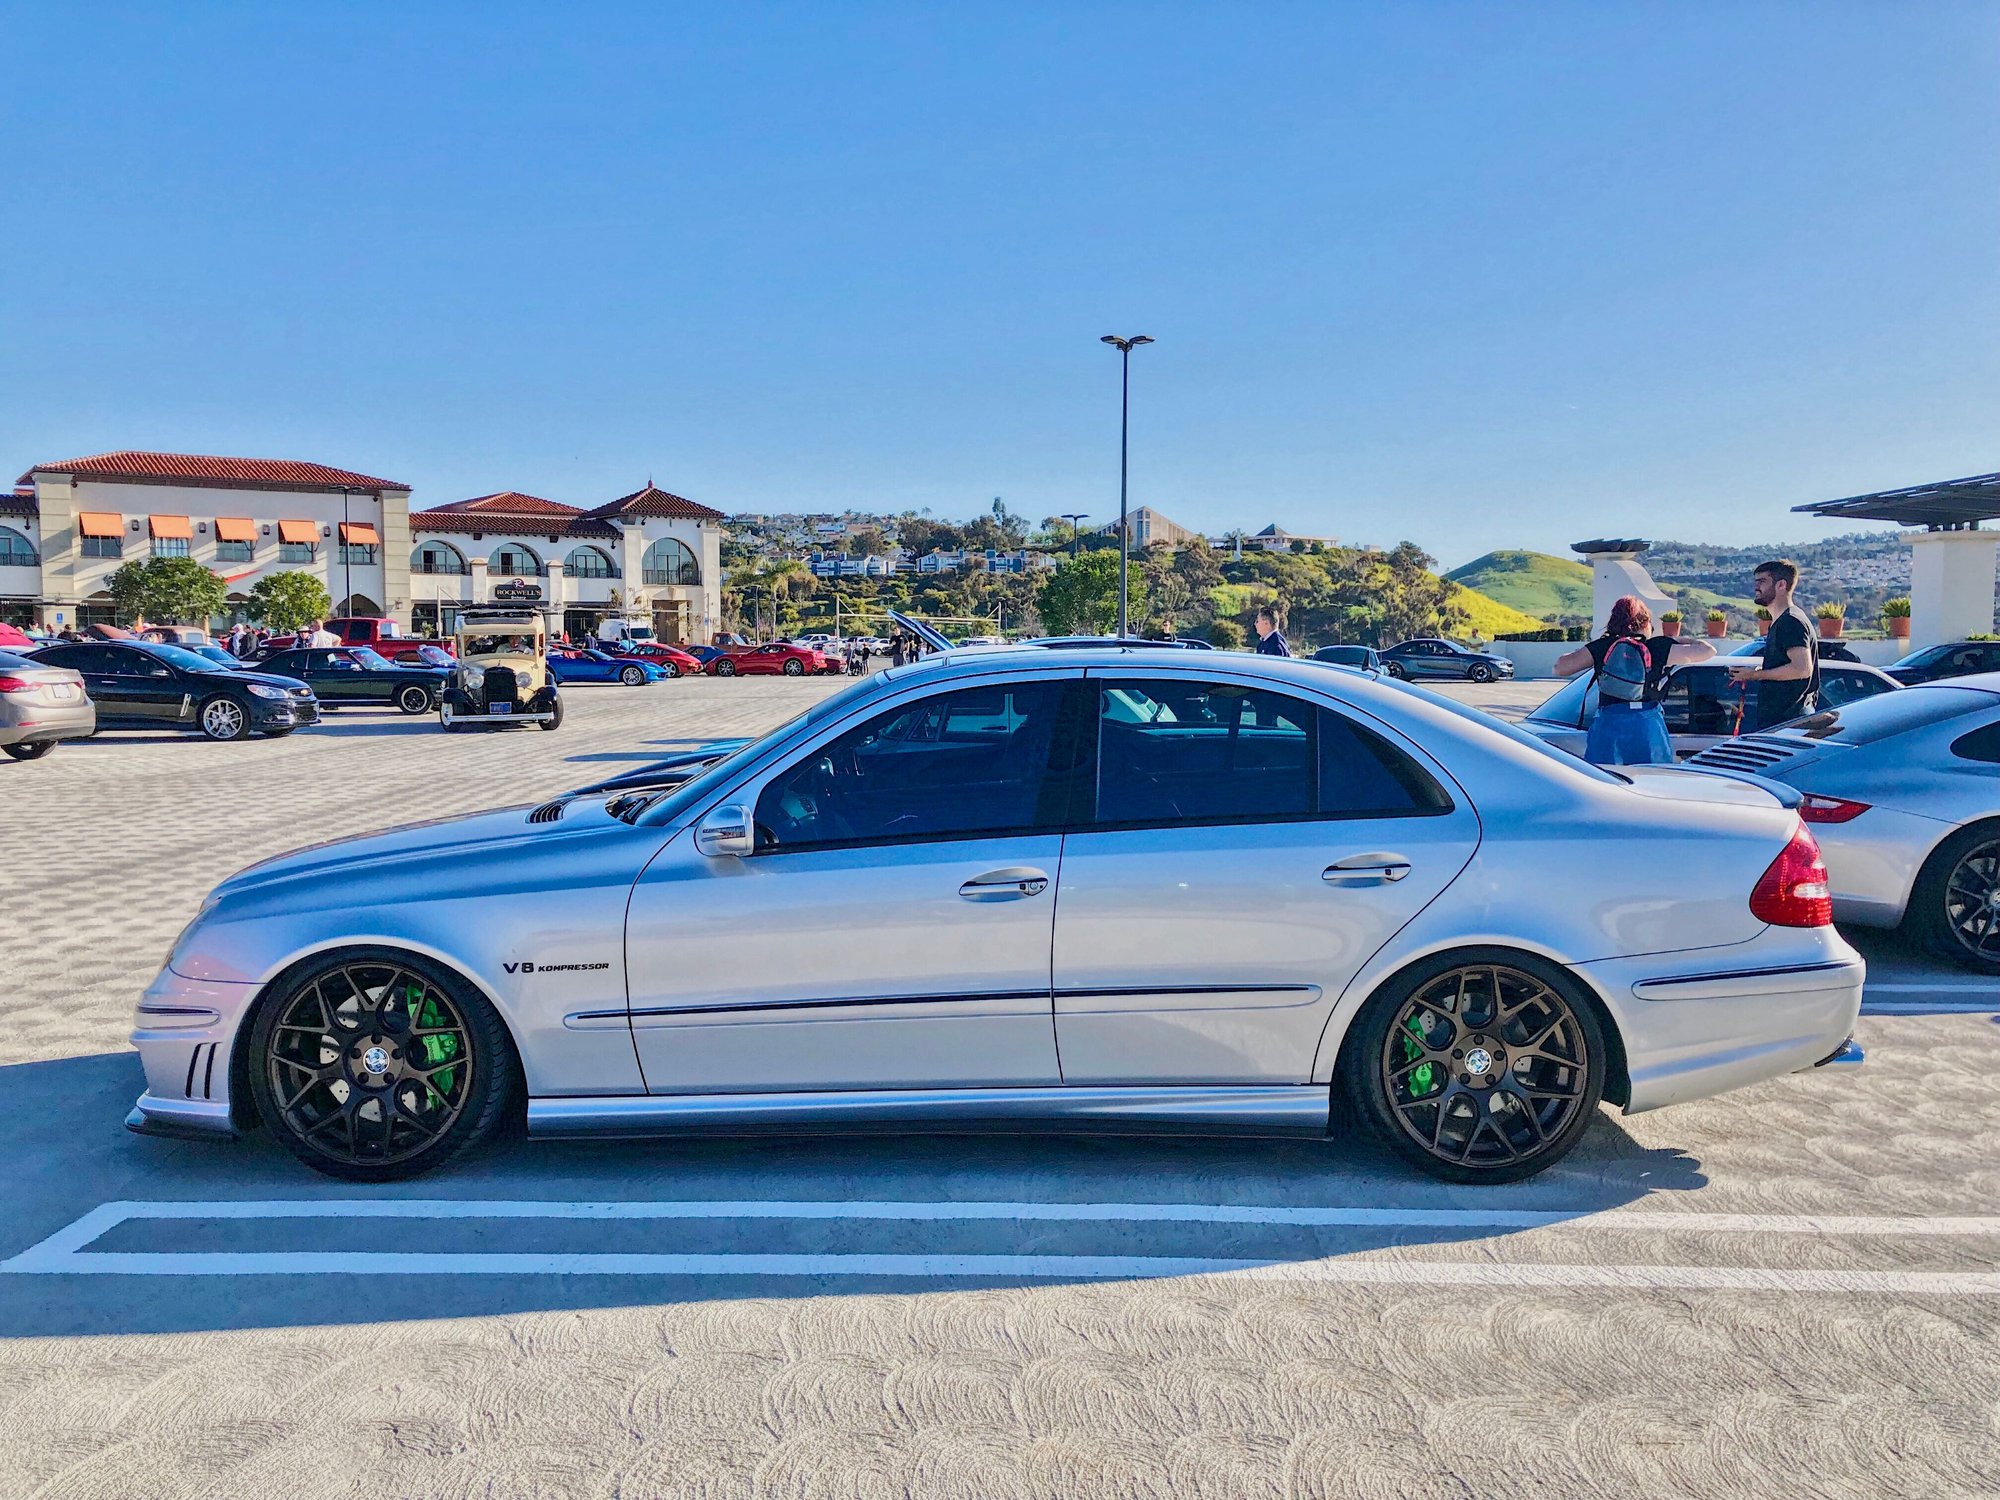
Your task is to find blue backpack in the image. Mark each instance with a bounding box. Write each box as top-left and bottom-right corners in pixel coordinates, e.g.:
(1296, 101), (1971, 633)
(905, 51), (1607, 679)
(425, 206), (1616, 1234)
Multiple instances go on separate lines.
(1598, 636), (1653, 704)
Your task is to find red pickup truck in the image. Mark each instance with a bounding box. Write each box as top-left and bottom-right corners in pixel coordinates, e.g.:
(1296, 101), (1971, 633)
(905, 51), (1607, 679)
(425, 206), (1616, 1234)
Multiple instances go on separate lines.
(266, 617), (454, 661)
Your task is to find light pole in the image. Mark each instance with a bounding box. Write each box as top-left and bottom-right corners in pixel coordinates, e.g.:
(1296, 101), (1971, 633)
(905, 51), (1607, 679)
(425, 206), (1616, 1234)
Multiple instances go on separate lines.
(1099, 334), (1153, 635)
(1060, 512), (1089, 559)
(338, 486), (353, 615)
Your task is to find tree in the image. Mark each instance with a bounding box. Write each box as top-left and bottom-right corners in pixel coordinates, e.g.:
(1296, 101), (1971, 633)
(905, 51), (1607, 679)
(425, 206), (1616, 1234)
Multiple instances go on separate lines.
(1206, 618), (1246, 649)
(1374, 541), (1469, 644)
(249, 570), (332, 632)
(1173, 537), (1223, 592)
(1037, 551), (1143, 636)
(108, 557), (228, 624)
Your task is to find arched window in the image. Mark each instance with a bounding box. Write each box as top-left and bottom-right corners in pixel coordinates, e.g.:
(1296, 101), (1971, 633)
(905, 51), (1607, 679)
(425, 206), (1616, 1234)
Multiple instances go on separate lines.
(490, 543), (543, 577)
(414, 540), (467, 575)
(641, 537), (700, 587)
(0, 526), (37, 566)
(564, 545), (618, 579)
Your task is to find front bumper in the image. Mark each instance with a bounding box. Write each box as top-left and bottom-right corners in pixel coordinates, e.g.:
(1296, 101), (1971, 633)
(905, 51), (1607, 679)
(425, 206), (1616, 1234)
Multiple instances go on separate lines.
(250, 695), (320, 730)
(127, 968), (255, 1142)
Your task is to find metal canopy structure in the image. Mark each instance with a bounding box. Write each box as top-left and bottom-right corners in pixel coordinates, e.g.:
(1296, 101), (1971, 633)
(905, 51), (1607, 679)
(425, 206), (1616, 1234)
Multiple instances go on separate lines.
(1793, 472), (2000, 530)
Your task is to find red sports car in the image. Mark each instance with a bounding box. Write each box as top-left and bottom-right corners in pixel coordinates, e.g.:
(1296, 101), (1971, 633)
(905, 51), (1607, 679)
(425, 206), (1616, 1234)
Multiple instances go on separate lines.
(703, 642), (829, 677)
(593, 640), (702, 678)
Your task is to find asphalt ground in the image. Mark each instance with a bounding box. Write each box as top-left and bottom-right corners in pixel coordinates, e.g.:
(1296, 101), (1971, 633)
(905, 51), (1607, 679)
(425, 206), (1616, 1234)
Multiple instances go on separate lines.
(1, 673), (1995, 1500)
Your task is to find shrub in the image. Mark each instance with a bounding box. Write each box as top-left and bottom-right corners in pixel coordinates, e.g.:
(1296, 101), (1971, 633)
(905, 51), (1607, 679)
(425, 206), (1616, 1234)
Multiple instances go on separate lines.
(1206, 618), (1246, 650)
(1882, 597), (1911, 619)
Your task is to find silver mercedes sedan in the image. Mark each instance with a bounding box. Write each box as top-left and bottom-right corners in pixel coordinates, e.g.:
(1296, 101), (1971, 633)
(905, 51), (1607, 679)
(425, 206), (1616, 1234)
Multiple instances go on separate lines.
(132, 646), (1864, 1184)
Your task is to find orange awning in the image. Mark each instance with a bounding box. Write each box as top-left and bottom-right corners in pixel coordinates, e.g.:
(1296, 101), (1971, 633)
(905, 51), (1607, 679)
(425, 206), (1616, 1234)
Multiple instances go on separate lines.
(77, 511), (123, 539)
(339, 521), (380, 546)
(148, 514), (192, 540)
(277, 519), (318, 545)
(214, 517), (255, 543)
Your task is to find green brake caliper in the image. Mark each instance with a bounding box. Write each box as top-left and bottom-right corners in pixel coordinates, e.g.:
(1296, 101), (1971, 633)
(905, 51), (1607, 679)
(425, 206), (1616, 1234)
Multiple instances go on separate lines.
(414, 994), (461, 1102)
(1400, 1016), (1440, 1098)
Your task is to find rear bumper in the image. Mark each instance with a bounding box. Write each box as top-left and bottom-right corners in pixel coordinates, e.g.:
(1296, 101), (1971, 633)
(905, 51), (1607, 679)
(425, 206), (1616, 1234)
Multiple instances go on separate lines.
(0, 699), (95, 744)
(1580, 936), (1865, 1113)
(1812, 806), (1950, 930)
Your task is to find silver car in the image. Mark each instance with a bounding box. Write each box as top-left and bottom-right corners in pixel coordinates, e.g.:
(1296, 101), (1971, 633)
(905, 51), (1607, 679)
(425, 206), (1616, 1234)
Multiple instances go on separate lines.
(132, 647), (1863, 1184)
(1688, 676), (2000, 972)
(0, 648), (94, 761)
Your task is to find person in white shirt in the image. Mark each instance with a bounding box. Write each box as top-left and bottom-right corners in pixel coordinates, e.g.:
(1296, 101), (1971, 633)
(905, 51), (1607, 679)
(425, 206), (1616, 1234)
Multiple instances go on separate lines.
(303, 621), (339, 648)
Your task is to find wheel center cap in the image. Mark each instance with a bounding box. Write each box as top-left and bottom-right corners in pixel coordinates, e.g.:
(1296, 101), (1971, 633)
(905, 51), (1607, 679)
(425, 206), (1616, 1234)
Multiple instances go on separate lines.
(1464, 1047), (1494, 1077)
(361, 1046), (391, 1076)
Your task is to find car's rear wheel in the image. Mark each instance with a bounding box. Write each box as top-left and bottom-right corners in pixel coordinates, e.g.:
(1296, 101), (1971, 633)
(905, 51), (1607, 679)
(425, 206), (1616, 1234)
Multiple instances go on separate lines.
(716, 659), (737, 676)
(198, 695), (249, 741)
(1468, 664), (1494, 684)
(1906, 821), (2000, 974)
(620, 665), (645, 686)
(2, 740), (54, 761)
(783, 657), (805, 676)
(247, 950), (519, 1181)
(397, 683), (433, 714)
(662, 662), (681, 679)
(1342, 952), (1605, 1183)
(1383, 662), (1407, 679)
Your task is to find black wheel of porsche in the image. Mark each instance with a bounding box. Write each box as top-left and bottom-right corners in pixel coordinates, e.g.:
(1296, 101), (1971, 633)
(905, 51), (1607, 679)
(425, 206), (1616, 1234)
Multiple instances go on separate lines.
(620, 665), (645, 686)
(1906, 821), (2000, 975)
(397, 683), (433, 714)
(782, 657), (805, 676)
(2, 740), (54, 761)
(247, 950), (519, 1181)
(1342, 952), (1605, 1184)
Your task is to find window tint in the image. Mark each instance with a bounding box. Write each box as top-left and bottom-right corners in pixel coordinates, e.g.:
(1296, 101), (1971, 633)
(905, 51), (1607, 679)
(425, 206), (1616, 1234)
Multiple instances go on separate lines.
(1096, 679), (1315, 825)
(756, 680), (1071, 850)
(1819, 670), (1892, 710)
(1681, 668), (1740, 736)
(1951, 722), (2000, 764)
(1318, 709), (1453, 815)
(39, 644), (110, 673)
(1527, 673), (1594, 728)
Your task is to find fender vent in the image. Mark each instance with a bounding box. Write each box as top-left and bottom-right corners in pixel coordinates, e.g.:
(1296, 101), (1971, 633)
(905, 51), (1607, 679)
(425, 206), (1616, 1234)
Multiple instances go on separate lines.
(527, 798), (569, 824)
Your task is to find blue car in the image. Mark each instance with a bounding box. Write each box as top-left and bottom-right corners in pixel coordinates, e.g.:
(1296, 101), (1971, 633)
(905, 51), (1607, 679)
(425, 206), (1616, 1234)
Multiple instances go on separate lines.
(547, 648), (669, 686)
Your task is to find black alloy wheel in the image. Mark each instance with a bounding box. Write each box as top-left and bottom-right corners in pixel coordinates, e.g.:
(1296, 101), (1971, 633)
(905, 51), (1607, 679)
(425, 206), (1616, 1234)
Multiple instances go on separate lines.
(1384, 662), (1407, 679)
(1468, 663), (1494, 684)
(1909, 823), (2000, 974)
(1344, 954), (1605, 1183)
(2, 741), (54, 761)
(620, 665), (645, 686)
(247, 951), (517, 1181)
(397, 683), (433, 714)
(198, 695), (250, 741)
(782, 657), (806, 676)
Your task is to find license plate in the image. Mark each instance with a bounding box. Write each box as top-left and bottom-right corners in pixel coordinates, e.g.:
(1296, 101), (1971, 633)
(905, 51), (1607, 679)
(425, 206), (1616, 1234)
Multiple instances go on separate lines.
(487, 702), (512, 715)
(50, 685), (75, 701)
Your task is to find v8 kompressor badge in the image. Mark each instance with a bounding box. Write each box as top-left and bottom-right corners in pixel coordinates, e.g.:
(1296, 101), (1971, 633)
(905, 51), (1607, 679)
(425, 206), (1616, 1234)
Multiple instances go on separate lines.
(503, 961), (611, 975)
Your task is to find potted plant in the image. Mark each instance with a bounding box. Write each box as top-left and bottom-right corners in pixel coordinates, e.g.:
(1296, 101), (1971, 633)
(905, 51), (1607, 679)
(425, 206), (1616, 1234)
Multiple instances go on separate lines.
(1660, 610), (1683, 638)
(1815, 602), (1845, 639)
(1755, 606), (1772, 626)
(1882, 597), (1911, 640)
(1704, 608), (1728, 638)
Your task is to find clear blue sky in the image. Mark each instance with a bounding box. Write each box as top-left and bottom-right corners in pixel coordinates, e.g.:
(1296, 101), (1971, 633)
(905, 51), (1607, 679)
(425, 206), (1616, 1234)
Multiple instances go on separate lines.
(4, 2), (1995, 568)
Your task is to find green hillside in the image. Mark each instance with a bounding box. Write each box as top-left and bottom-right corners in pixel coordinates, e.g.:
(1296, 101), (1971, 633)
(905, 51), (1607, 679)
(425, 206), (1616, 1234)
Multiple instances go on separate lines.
(1446, 550), (1593, 620)
(1450, 585), (1547, 639)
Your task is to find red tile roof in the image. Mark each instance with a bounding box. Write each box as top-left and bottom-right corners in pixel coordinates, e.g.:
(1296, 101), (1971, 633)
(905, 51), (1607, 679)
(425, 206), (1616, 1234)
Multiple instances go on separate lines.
(412, 513), (620, 541)
(414, 491), (582, 518)
(582, 483), (724, 523)
(1, 487), (35, 517)
(18, 450), (407, 491)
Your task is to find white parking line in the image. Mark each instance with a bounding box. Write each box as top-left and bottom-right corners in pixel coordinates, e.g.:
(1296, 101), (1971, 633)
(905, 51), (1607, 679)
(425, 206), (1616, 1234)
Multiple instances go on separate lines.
(2, 1199), (1997, 1293)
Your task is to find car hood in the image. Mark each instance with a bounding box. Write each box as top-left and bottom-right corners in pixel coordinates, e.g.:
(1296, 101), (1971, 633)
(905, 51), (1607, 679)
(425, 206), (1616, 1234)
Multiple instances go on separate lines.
(227, 669), (312, 691)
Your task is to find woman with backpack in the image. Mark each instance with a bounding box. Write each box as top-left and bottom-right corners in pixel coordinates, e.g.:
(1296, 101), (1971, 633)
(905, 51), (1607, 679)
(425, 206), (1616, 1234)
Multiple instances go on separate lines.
(1552, 596), (1716, 765)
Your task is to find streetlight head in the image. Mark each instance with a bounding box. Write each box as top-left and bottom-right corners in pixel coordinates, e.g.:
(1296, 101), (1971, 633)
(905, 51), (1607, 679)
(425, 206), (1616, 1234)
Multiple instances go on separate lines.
(1100, 335), (1124, 347)
(1129, 335), (1154, 347)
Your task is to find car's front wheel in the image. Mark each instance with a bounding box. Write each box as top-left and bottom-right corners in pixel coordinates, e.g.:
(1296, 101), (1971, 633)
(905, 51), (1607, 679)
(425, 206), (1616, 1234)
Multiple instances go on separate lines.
(1468, 664), (1495, 684)
(1342, 951), (1606, 1183)
(620, 665), (645, 686)
(397, 683), (433, 714)
(1906, 821), (2000, 974)
(2, 740), (54, 761)
(246, 949), (519, 1181)
(1383, 662), (1407, 679)
(715, 659), (737, 676)
(198, 695), (249, 741)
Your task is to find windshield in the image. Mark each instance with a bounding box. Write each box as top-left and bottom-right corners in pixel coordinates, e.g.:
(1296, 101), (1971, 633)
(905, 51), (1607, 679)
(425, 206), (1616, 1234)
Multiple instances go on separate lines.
(1527, 674), (1594, 728)
(463, 634), (537, 655)
(634, 672), (891, 825)
(350, 647), (395, 670)
(1889, 644), (1949, 669)
(1773, 684), (2000, 744)
(1377, 673), (1624, 784)
(144, 643), (230, 674)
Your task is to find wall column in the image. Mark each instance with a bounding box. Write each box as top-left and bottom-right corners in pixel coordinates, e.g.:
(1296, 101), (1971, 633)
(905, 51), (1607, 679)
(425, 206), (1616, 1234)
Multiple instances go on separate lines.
(1908, 529), (1997, 651)
(468, 557), (490, 605)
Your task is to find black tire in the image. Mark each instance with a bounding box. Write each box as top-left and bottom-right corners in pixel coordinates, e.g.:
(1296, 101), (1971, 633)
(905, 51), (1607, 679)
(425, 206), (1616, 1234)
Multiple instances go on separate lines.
(1468, 664), (1494, 684)
(716, 658), (737, 677)
(439, 700), (465, 733)
(1384, 662), (1407, 680)
(1905, 821), (2000, 974)
(662, 662), (681, 679)
(246, 948), (520, 1182)
(2, 740), (54, 761)
(782, 657), (805, 676)
(1340, 949), (1606, 1184)
(537, 694), (565, 731)
(397, 683), (433, 715)
(620, 665), (645, 686)
(197, 694), (250, 741)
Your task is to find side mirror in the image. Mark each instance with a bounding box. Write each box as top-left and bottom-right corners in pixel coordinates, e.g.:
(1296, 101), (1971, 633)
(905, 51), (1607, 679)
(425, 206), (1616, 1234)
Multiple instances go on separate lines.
(695, 804), (755, 858)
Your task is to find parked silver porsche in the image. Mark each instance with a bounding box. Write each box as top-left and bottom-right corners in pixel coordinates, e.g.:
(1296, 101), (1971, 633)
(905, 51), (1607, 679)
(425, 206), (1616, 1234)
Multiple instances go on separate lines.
(133, 646), (1863, 1184)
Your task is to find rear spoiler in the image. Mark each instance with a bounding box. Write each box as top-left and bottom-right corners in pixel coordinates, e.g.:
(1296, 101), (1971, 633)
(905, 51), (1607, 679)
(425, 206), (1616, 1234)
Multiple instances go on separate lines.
(1653, 763), (1805, 810)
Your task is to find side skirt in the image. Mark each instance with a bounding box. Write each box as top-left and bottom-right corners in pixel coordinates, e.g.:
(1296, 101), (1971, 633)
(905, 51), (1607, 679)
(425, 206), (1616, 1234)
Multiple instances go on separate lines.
(527, 1085), (1331, 1140)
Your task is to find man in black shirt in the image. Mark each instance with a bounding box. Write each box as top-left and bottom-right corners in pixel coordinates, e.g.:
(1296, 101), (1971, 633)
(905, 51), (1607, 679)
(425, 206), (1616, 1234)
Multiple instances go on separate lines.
(1726, 559), (1818, 728)
(1254, 607), (1291, 656)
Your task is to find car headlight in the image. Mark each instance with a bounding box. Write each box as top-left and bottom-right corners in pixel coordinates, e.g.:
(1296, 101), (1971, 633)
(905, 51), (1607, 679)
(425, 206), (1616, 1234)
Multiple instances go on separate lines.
(247, 683), (285, 699)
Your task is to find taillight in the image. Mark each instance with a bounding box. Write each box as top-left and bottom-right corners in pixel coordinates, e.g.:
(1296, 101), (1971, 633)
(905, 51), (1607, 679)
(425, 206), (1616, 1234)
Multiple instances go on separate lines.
(1751, 824), (1834, 927)
(1798, 794), (1870, 824)
(0, 676), (32, 694)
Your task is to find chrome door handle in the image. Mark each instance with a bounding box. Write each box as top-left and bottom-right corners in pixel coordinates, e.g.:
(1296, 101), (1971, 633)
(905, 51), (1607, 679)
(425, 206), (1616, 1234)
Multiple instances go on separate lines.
(959, 868), (1050, 902)
(1322, 856), (1412, 886)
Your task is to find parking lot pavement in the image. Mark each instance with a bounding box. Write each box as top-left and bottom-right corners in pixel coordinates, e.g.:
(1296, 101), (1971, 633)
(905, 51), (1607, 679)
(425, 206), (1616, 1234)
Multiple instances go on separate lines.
(4, 676), (1998, 1500)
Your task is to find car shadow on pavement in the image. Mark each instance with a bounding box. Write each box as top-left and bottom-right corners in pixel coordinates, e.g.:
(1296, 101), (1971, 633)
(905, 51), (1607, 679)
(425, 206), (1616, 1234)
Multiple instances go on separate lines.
(0, 1052), (1706, 1338)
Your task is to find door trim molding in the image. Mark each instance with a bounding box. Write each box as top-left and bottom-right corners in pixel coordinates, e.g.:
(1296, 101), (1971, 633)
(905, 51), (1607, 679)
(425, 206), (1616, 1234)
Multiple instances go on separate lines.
(527, 1084), (1331, 1138)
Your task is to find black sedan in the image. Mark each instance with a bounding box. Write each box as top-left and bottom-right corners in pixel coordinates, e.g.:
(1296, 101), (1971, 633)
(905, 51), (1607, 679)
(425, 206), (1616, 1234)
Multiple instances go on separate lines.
(255, 646), (448, 714)
(1883, 640), (2000, 685)
(31, 640), (319, 741)
(1378, 637), (1515, 682)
